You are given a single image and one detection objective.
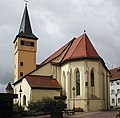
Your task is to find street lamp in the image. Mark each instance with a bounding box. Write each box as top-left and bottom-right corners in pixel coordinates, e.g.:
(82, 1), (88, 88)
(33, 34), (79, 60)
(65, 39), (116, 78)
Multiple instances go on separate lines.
(19, 85), (23, 113)
(115, 93), (118, 106)
(72, 87), (75, 113)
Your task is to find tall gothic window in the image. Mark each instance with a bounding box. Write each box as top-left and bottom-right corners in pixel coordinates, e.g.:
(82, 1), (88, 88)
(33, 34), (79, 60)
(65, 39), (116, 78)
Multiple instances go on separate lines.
(91, 70), (94, 87)
(76, 70), (80, 95)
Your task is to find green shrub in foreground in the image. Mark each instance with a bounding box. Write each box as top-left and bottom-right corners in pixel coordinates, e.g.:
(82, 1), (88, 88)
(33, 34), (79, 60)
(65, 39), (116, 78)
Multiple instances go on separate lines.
(28, 97), (67, 117)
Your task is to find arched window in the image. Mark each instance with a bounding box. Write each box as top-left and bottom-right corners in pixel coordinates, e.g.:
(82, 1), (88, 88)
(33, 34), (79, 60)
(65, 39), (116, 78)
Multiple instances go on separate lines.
(23, 95), (26, 106)
(91, 70), (94, 87)
(76, 70), (80, 95)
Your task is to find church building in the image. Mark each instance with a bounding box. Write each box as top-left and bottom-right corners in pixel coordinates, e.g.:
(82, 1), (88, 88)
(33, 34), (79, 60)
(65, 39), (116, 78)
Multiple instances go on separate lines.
(13, 4), (110, 111)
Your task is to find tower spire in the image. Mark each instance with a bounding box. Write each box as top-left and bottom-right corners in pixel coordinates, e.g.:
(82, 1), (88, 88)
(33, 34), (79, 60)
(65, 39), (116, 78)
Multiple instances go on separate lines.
(18, 4), (32, 35)
(13, 2), (38, 43)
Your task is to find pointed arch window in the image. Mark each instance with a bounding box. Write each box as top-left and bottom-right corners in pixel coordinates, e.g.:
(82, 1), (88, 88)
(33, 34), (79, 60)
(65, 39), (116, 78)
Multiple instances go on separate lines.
(91, 70), (94, 87)
(76, 70), (80, 95)
(23, 95), (26, 106)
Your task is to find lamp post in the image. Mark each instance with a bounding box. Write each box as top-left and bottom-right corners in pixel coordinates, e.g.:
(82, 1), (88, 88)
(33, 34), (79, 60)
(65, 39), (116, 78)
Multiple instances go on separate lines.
(19, 85), (23, 113)
(72, 87), (75, 113)
(115, 93), (118, 106)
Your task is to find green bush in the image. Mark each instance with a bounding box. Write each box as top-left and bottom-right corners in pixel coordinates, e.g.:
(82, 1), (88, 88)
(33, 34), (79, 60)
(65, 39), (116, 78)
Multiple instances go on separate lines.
(40, 97), (56, 114)
(28, 100), (42, 112)
(55, 100), (67, 112)
(115, 106), (120, 110)
(28, 97), (67, 117)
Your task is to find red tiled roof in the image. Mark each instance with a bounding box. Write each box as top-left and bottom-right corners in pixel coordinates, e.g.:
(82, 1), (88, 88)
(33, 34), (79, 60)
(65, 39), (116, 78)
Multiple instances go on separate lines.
(110, 67), (120, 81)
(40, 38), (74, 66)
(40, 33), (100, 66)
(25, 75), (62, 89)
(62, 34), (100, 61)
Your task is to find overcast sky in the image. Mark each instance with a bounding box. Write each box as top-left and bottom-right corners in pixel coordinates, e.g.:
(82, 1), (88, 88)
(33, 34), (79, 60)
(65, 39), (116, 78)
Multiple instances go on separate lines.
(0, 0), (120, 92)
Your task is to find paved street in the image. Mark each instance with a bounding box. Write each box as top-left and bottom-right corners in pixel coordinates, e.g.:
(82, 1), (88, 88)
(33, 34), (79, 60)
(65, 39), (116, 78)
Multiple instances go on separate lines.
(21, 111), (117, 118)
(66, 111), (117, 118)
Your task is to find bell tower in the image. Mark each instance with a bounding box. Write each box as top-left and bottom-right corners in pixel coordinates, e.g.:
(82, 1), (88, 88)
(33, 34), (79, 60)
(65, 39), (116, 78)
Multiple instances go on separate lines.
(13, 4), (38, 82)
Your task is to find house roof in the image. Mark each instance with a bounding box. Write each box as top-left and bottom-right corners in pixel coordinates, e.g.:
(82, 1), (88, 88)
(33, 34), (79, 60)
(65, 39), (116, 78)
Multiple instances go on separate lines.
(110, 67), (120, 81)
(13, 4), (38, 43)
(40, 33), (101, 67)
(6, 83), (13, 91)
(25, 75), (62, 89)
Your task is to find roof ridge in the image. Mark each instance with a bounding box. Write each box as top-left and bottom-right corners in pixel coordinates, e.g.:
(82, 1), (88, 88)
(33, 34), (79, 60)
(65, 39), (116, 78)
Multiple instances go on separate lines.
(26, 75), (52, 77)
(69, 35), (83, 58)
(84, 34), (87, 57)
(60, 37), (76, 63)
(84, 33), (100, 57)
(40, 38), (75, 66)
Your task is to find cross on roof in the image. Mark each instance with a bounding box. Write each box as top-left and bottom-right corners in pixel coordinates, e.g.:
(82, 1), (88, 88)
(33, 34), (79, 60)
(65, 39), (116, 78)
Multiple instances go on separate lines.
(24, 0), (29, 6)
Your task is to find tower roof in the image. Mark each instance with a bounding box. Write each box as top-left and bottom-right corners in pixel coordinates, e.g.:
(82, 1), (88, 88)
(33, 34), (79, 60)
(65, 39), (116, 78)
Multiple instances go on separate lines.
(13, 4), (38, 43)
(40, 33), (101, 66)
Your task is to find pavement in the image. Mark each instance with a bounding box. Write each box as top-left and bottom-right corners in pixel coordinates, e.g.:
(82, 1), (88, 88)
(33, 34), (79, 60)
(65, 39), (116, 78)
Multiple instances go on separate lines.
(65, 111), (117, 118)
(21, 111), (117, 118)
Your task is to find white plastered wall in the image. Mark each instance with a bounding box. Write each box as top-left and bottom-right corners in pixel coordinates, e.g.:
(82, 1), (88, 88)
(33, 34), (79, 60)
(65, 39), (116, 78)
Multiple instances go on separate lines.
(60, 60), (110, 111)
(14, 78), (31, 107)
(31, 89), (60, 101)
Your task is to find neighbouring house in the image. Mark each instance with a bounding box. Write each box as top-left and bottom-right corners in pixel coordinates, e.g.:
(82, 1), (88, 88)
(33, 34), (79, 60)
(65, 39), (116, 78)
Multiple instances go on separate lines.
(13, 4), (110, 111)
(110, 67), (120, 107)
(6, 83), (14, 94)
(0, 93), (18, 118)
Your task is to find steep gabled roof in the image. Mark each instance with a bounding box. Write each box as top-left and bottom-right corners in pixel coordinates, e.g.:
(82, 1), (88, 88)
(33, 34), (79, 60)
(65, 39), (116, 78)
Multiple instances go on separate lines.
(39, 33), (101, 67)
(62, 33), (100, 62)
(110, 67), (120, 81)
(13, 4), (38, 43)
(6, 83), (13, 91)
(25, 75), (62, 89)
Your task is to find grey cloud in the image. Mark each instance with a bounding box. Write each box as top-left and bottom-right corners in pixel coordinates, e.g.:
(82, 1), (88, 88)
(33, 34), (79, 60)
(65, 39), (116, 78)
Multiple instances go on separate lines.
(0, 72), (13, 92)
